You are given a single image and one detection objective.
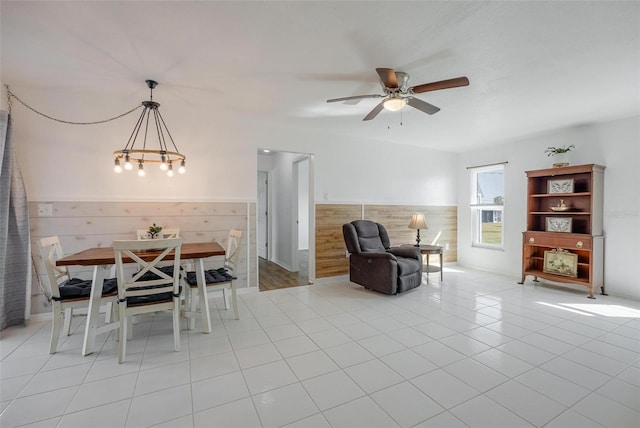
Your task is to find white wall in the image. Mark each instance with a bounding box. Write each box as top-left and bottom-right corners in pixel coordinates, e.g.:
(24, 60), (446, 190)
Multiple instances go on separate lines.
(9, 83), (458, 206)
(457, 115), (640, 300)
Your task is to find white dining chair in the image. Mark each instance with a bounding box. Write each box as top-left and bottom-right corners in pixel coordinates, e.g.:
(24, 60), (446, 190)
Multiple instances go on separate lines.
(37, 236), (118, 354)
(184, 230), (242, 329)
(113, 237), (183, 363)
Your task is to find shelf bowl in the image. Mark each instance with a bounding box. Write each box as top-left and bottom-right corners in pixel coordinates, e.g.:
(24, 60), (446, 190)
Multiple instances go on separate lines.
(550, 206), (571, 212)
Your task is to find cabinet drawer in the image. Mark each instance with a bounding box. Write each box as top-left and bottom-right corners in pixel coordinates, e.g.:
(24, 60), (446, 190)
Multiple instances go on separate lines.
(524, 232), (592, 250)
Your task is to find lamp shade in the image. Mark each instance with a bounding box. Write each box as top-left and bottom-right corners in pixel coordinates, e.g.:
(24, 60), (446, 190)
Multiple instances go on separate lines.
(408, 213), (427, 230)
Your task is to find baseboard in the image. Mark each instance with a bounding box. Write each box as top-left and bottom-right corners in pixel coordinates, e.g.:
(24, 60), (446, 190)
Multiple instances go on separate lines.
(313, 275), (349, 284)
(270, 258), (295, 272)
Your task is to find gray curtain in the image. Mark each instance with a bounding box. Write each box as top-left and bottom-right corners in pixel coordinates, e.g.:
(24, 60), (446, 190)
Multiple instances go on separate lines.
(0, 110), (31, 330)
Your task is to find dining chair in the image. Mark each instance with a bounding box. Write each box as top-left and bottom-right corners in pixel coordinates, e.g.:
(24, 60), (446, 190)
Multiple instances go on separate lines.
(131, 227), (184, 326)
(113, 237), (183, 363)
(184, 230), (242, 328)
(37, 236), (118, 354)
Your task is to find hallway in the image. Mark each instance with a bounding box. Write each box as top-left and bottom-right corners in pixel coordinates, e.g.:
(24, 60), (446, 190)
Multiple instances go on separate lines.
(258, 250), (309, 291)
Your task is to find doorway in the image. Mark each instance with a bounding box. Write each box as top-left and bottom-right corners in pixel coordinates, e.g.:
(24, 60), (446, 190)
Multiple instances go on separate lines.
(257, 150), (315, 291)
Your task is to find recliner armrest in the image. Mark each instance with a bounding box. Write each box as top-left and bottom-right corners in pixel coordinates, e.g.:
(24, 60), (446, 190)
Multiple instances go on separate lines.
(388, 246), (421, 260)
(356, 251), (397, 261)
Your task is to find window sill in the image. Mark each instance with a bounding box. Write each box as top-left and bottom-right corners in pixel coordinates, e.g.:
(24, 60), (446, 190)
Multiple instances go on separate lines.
(472, 243), (505, 251)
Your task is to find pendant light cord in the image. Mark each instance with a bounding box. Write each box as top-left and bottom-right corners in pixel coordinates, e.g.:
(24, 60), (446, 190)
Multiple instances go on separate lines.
(4, 84), (141, 125)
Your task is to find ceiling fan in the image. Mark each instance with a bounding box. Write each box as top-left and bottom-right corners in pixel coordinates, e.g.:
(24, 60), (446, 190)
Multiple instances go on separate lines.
(326, 68), (469, 121)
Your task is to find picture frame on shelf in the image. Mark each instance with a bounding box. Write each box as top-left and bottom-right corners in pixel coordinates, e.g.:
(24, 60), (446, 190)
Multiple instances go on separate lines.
(546, 217), (572, 233)
(548, 178), (574, 194)
(543, 248), (578, 277)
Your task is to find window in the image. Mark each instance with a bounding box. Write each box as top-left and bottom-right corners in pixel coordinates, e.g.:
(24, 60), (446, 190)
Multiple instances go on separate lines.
(470, 164), (504, 248)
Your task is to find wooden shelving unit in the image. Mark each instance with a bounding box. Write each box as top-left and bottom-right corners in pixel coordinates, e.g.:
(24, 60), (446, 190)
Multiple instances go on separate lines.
(519, 164), (605, 297)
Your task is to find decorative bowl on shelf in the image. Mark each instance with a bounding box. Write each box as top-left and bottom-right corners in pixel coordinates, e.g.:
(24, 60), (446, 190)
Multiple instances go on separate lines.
(550, 199), (570, 212)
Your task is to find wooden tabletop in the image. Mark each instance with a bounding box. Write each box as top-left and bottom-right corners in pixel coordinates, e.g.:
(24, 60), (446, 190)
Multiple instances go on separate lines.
(56, 241), (225, 267)
(402, 244), (443, 253)
(416, 245), (443, 254)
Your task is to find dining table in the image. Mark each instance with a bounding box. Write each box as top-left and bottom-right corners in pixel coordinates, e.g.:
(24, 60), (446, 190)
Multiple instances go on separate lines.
(56, 241), (225, 356)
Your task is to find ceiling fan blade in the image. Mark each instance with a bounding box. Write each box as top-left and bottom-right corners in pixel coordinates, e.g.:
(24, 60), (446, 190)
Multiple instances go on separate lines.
(363, 102), (384, 121)
(326, 94), (383, 103)
(376, 68), (399, 88)
(410, 76), (470, 94)
(407, 97), (440, 115)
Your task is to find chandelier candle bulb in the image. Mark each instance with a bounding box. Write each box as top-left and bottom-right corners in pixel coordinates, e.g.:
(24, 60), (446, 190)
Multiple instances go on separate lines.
(114, 158), (123, 173)
(124, 153), (133, 170)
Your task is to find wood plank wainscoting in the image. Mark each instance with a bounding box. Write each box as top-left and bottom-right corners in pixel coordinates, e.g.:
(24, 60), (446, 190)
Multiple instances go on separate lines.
(315, 204), (458, 279)
(28, 201), (256, 316)
(29, 201), (456, 314)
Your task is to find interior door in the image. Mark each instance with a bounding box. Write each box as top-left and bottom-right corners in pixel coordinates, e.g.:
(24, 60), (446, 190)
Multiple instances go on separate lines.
(257, 171), (268, 259)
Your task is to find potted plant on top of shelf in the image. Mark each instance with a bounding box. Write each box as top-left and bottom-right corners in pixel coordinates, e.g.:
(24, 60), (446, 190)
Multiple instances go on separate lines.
(545, 144), (575, 168)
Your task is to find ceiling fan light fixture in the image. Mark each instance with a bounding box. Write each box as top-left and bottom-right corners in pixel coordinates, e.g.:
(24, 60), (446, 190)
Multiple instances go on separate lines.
(382, 96), (407, 112)
(327, 68), (469, 121)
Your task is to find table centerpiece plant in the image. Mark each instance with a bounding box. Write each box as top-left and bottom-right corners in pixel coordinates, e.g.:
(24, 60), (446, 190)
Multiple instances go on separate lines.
(147, 223), (163, 239)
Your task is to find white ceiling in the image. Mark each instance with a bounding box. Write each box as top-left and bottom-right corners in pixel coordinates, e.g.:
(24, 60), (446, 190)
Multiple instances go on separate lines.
(2, 1), (639, 153)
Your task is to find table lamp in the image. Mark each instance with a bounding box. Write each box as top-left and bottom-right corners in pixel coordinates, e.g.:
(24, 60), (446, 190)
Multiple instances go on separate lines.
(408, 213), (428, 247)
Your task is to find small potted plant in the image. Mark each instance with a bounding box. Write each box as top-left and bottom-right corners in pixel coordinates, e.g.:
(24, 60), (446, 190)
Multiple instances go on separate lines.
(147, 223), (163, 239)
(545, 144), (575, 168)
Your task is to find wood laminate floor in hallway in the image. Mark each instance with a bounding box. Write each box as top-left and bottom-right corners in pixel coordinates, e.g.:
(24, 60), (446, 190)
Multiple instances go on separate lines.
(259, 250), (310, 291)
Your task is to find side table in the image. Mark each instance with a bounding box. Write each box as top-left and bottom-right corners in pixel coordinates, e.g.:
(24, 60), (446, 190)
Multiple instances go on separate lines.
(404, 244), (443, 281)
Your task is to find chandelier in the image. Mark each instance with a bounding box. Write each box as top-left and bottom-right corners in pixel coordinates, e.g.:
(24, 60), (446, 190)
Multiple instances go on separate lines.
(113, 80), (185, 177)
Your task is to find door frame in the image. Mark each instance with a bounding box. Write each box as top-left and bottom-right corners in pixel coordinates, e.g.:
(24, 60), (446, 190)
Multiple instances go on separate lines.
(257, 170), (270, 261)
(292, 154), (315, 283)
(257, 151), (315, 285)
(291, 156), (306, 273)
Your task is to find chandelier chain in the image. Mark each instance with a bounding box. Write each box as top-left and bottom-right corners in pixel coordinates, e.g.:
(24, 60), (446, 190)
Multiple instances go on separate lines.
(5, 85), (12, 114)
(4, 85), (142, 125)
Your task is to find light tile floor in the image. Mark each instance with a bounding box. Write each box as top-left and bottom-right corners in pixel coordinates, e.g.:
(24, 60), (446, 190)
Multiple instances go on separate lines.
(2, 266), (640, 427)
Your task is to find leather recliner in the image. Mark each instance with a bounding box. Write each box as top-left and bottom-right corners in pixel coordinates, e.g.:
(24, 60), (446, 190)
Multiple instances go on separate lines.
(342, 220), (423, 295)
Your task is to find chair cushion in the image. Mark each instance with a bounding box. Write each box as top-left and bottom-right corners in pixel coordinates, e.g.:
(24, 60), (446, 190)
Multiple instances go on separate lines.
(126, 286), (182, 307)
(123, 266), (180, 305)
(58, 277), (118, 300)
(185, 268), (234, 286)
(134, 265), (181, 281)
(58, 278), (93, 300)
(102, 278), (118, 295)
